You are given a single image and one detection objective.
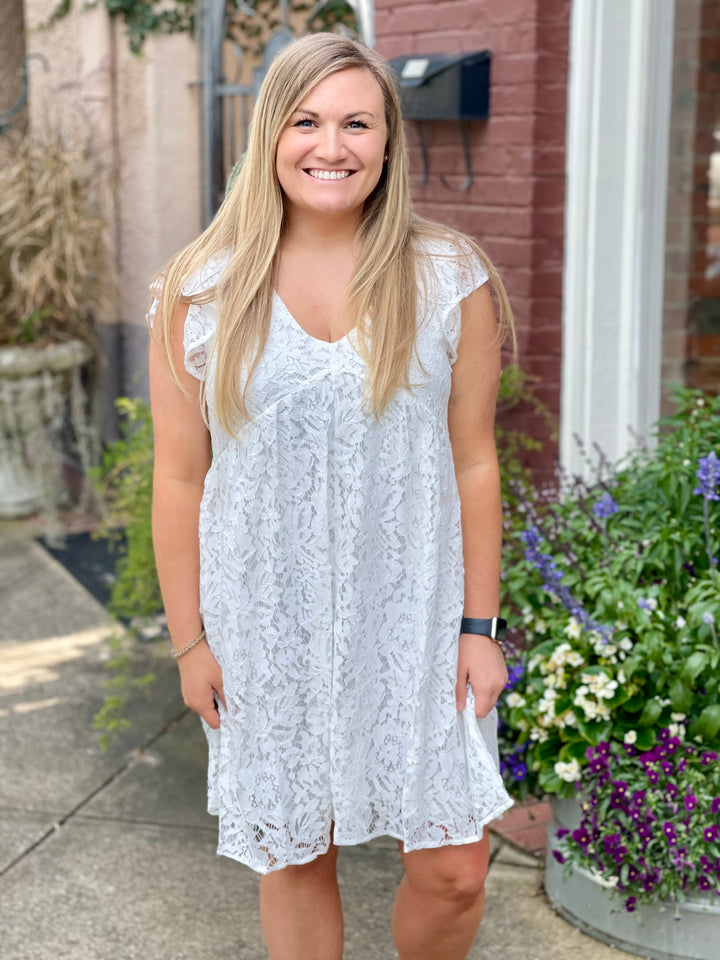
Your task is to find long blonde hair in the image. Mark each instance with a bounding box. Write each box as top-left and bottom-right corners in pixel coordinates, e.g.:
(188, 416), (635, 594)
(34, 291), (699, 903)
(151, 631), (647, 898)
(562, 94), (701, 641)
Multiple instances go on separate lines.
(152, 33), (514, 433)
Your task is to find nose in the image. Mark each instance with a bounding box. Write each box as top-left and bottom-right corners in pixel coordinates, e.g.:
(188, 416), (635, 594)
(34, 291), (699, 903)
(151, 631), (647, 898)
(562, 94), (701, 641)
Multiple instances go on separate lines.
(315, 123), (346, 163)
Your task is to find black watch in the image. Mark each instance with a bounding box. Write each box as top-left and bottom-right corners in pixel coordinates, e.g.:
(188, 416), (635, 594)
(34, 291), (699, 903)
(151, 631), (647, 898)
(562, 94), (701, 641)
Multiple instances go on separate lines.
(460, 617), (508, 646)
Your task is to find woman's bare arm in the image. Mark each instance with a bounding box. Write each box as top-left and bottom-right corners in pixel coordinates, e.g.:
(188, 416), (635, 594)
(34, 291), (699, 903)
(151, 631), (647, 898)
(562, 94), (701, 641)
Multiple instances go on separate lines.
(448, 283), (508, 718)
(149, 301), (225, 728)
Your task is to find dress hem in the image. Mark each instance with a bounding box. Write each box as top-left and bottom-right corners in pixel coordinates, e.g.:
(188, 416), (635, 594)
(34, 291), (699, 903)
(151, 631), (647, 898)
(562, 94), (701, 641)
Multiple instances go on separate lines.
(211, 795), (515, 875)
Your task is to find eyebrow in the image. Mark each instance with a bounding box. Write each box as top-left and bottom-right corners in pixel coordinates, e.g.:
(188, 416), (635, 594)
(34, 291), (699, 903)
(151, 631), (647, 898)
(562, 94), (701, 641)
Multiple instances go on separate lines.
(291, 109), (377, 121)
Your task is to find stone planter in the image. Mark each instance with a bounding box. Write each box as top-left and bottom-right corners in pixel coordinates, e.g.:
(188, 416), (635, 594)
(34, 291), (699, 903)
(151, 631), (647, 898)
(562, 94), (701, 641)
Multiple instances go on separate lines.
(545, 797), (719, 960)
(0, 340), (94, 518)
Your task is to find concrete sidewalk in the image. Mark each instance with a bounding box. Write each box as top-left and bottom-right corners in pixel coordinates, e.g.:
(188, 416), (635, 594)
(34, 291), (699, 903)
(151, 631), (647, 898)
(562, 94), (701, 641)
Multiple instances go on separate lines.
(0, 534), (640, 960)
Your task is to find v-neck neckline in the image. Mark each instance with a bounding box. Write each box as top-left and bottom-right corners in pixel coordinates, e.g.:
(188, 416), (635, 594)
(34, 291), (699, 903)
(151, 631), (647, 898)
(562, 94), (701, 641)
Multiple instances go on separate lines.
(273, 291), (356, 346)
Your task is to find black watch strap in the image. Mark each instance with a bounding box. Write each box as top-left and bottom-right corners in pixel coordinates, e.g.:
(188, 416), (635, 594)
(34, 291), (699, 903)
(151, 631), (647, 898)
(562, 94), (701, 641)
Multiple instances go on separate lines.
(460, 617), (508, 644)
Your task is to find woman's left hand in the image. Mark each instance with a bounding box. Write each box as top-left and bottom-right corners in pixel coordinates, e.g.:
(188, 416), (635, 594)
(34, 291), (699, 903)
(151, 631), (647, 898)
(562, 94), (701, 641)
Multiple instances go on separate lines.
(455, 634), (508, 718)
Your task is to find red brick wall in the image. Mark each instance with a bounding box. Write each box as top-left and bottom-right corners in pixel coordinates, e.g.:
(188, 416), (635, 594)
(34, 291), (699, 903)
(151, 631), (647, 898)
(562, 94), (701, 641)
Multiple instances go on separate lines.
(375, 0), (571, 469)
(662, 0), (720, 410)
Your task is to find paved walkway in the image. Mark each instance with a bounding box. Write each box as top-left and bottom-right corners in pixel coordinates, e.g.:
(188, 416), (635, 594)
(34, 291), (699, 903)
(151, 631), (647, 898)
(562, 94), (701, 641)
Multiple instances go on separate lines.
(0, 532), (641, 960)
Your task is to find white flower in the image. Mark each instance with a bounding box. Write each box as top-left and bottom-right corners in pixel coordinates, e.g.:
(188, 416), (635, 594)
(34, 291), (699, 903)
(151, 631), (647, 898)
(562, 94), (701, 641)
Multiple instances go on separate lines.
(670, 712), (686, 722)
(683, 459), (691, 467)
(617, 601), (624, 610)
(668, 722), (685, 740)
(566, 651), (584, 667)
(624, 730), (637, 745)
(619, 637), (633, 652)
(534, 619), (547, 634)
(617, 668), (626, 684)
(527, 654), (543, 673)
(554, 759), (582, 782)
(564, 617), (582, 640)
(676, 616), (686, 629)
(529, 727), (549, 742)
(506, 692), (526, 708)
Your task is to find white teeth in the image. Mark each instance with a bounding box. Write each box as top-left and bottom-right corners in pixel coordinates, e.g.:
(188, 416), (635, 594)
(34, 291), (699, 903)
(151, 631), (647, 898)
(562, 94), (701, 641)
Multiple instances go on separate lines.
(307, 169), (351, 180)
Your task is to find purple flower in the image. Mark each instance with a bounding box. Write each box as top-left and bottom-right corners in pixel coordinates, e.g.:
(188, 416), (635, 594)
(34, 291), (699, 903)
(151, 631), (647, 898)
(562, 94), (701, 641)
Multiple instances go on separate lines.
(685, 794), (698, 812)
(704, 826), (719, 843)
(596, 742), (611, 758)
(661, 761), (674, 776)
(552, 849), (566, 864)
(711, 798), (720, 814)
(694, 451), (720, 501)
(666, 783), (678, 800)
(556, 828), (570, 839)
(700, 855), (714, 873)
(627, 864), (641, 882)
(593, 491), (620, 520)
(643, 874), (657, 893)
(505, 661), (525, 689)
(511, 762), (528, 782)
(646, 768), (660, 784)
(625, 896), (637, 912)
(698, 876), (713, 891)
(632, 790), (646, 807)
(589, 756), (608, 775)
(702, 751), (718, 765)
(666, 737), (681, 754)
(520, 525), (612, 641)
(572, 826), (591, 849)
(664, 823), (677, 845)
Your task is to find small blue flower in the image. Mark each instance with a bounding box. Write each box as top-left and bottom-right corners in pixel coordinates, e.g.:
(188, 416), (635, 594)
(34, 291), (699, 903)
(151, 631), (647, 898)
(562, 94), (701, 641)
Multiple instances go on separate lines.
(593, 491), (620, 520)
(694, 451), (720, 501)
(703, 611), (715, 626)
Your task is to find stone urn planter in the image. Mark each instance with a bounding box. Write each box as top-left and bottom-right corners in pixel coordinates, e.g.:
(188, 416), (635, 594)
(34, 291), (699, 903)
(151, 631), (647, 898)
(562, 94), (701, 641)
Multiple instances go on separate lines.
(0, 339), (94, 518)
(545, 797), (720, 960)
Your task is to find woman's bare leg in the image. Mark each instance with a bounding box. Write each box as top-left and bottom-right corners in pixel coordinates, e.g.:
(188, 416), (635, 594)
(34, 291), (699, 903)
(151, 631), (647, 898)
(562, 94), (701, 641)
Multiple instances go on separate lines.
(391, 834), (490, 960)
(259, 842), (342, 960)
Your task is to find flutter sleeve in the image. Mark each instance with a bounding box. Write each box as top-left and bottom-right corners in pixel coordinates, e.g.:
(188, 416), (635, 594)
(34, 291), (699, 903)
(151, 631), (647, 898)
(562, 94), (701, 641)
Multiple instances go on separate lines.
(439, 243), (489, 366)
(147, 253), (230, 381)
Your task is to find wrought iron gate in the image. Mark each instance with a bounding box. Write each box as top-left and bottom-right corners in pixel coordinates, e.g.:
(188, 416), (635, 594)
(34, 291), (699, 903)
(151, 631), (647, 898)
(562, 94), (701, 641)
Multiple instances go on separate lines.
(197, 0), (375, 225)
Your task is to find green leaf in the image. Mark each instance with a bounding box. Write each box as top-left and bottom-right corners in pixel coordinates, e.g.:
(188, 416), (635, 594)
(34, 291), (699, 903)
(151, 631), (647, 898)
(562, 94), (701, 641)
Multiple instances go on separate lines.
(539, 768), (562, 794)
(638, 699), (663, 727)
(683, 651), (709, 682)
(694, 704), (720, 741)
(669, 680), (693, 714)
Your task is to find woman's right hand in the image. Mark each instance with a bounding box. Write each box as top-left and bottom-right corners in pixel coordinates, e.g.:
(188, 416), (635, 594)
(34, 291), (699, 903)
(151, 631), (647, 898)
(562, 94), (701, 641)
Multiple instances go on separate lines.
(176, 642), (226, 729)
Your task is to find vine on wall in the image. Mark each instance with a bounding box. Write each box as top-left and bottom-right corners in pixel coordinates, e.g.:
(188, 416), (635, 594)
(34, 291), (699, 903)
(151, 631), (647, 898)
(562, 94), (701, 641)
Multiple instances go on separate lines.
(40, 0), (356, 55)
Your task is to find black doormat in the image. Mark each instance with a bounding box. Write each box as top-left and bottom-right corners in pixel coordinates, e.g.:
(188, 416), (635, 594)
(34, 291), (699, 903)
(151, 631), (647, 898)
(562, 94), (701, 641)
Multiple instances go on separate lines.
(39, 530), (125, 610)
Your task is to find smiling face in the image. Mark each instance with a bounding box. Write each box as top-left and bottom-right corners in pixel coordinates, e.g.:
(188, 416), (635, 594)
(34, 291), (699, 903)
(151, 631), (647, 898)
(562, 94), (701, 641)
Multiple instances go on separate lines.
(275, 67), (388, 224)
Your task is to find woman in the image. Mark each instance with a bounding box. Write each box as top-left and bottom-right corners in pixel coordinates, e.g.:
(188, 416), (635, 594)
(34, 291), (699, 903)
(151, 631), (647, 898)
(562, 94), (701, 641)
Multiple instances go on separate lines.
(149, 32), (514, 960)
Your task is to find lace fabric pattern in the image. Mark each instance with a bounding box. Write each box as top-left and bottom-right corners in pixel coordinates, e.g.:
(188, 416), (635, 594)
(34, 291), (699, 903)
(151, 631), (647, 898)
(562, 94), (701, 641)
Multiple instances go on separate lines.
(155, 240), (513, 873)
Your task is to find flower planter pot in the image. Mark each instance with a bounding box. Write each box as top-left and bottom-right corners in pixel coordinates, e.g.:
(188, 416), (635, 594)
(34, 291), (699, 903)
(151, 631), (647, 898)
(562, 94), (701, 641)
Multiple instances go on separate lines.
(0, 339), (93, 518)
(545, 797), (720, 960)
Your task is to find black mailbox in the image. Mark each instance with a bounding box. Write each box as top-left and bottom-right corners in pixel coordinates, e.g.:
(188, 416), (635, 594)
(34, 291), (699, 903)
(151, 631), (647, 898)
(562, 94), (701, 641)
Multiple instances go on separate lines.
(389, 51), (491, 121)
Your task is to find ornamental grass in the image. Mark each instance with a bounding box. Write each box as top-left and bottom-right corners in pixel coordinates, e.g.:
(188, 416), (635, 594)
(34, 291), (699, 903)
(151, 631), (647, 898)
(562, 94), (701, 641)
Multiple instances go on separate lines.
(0, 126), (116, 349)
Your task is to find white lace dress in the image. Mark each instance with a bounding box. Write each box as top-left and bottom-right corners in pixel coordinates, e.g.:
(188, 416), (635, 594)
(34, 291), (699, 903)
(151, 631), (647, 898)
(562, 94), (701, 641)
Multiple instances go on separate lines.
(160, 240), (513, 873)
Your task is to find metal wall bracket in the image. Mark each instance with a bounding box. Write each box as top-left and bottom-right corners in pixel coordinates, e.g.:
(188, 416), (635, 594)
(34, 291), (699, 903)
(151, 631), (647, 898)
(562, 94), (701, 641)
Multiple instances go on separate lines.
(413, 120), (473, 192)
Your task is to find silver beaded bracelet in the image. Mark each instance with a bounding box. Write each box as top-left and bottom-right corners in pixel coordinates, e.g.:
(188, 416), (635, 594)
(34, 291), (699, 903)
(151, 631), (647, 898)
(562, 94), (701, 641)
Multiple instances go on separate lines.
(172, 628), (206, 660)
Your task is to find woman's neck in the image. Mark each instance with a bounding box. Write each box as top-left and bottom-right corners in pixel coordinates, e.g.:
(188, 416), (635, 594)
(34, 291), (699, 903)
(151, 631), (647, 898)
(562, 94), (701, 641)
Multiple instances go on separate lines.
(281, 208), (361, 253)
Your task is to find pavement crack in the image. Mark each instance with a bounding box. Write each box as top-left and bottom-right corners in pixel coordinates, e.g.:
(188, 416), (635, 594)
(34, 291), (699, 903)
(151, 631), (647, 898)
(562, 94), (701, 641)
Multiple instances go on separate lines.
(0, 705), (190, 879)
(73, 812), (217, 833)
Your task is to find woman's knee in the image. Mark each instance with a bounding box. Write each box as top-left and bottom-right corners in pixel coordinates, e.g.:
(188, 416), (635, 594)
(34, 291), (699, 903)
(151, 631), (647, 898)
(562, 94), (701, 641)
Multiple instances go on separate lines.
(401, 837), (490, 906)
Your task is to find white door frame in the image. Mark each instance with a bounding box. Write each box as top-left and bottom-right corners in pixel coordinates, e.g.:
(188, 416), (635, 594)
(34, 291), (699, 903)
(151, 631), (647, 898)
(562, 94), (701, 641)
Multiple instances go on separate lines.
(560, 0), (676, 477)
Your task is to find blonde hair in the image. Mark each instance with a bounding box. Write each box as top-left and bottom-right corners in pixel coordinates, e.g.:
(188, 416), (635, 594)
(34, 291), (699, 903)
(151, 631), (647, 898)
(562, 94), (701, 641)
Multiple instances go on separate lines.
(152, 33), (514, 434)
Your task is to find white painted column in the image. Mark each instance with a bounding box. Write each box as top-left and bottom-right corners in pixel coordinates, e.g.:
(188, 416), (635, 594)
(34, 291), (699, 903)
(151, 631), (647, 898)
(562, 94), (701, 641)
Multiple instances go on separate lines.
(561, 0), (676, 477)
